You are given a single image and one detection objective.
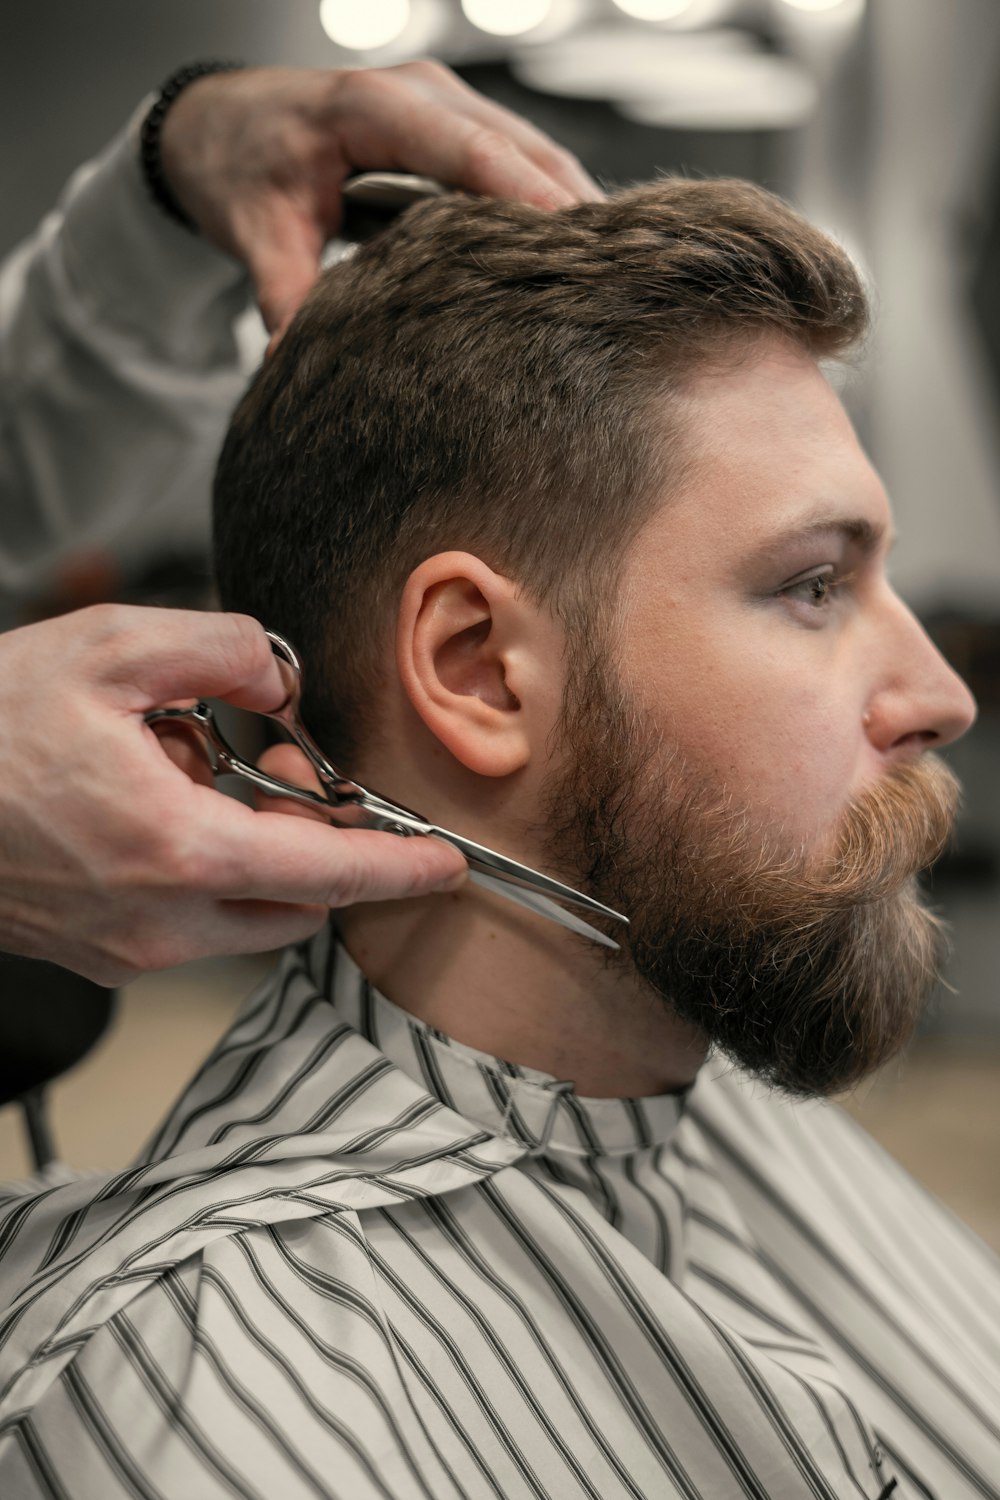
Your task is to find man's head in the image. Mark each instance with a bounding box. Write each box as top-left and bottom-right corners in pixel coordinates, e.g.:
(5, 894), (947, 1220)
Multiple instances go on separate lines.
(215, 179), (975, 1098)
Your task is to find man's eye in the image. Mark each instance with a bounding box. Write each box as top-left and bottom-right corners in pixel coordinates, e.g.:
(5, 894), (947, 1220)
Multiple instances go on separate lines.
(782, 571), (838, 607)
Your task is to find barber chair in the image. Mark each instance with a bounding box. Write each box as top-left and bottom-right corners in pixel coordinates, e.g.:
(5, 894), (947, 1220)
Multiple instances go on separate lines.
(0, 953), (115, 1171)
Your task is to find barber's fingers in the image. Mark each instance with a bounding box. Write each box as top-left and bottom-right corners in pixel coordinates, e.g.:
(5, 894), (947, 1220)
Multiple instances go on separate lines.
(425, 112), (585, 210)
(82, 605), (289, 714)
(228, 820), (468, 907)
(402, 63), (602, 204)
(228, 186), (327, 336)
(167, 899), (332, 965)
(193, 785), (467, 906)
(147, 718), (217, 788)
(247, 227), (325, 339)
(357, 99), (571, 212)
(329, 63), (600, 210)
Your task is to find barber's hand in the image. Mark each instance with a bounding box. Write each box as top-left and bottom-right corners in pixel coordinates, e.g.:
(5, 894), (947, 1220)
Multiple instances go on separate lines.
(159, 61), (601, 336)
(0, 605), (466, 986)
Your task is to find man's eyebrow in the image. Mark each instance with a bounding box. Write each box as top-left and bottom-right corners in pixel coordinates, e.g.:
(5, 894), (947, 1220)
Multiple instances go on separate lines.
(749, 513), (894, 561)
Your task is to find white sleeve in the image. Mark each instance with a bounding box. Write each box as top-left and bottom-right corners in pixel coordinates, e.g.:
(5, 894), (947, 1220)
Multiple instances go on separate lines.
(0, 103), (262, 613)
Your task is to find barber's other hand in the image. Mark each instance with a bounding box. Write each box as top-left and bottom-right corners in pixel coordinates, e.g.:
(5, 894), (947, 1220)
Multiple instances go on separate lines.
(159, 61), (601, 336)
(0, 606), (466, 986)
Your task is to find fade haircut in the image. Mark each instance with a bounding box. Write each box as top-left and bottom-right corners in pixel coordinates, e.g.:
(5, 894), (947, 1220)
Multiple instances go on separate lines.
(214, 179), (868, 765)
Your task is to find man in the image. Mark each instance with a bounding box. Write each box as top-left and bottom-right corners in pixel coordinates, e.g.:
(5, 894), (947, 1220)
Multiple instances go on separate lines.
(0, 181), (996, 1499)
(0, 62), (596, 983)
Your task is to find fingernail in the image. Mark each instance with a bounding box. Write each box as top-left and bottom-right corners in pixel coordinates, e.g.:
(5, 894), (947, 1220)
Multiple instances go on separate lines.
(577, 173), (606, 203)
(431, 868), (468, 894)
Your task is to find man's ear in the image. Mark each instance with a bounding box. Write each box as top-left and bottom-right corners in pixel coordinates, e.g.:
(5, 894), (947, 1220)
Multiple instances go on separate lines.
(396, 552), (555, 778)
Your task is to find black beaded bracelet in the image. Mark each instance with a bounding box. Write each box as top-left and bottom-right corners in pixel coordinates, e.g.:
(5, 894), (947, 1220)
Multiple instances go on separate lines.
(139, 61), (244, 232)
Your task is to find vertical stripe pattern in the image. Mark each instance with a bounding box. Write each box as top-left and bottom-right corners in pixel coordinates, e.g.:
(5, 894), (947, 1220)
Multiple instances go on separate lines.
(0, 928), (996, 1499)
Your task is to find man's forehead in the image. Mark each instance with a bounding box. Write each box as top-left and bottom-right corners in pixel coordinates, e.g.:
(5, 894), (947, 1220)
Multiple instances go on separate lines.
(661, 340), (892, 552)
(677, 337), (853, 446)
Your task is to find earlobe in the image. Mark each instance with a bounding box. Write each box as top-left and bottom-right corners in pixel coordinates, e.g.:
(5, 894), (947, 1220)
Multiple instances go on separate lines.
(397, 553), (532, 778)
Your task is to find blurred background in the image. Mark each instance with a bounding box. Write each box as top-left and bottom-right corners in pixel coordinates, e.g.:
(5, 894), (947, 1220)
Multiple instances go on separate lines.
(1, 0), (998, 1245)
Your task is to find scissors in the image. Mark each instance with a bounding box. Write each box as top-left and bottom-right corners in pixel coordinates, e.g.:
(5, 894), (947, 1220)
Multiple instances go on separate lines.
(146, 630), (629, 951)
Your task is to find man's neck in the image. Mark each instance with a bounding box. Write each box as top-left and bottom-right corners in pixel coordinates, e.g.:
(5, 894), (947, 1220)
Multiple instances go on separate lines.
(336, 883), (707, 1099)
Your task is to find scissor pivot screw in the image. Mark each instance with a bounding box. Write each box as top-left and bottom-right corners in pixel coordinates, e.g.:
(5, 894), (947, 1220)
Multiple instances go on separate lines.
(384, 822), (413, 838)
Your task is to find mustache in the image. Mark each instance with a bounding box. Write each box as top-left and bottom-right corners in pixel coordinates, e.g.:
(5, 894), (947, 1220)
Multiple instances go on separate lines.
(727, 752), (961, 927)
(832, 752), (960, 895)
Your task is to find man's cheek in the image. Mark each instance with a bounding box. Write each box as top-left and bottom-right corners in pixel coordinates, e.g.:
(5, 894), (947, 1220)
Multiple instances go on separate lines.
(734, 743), (858, 849)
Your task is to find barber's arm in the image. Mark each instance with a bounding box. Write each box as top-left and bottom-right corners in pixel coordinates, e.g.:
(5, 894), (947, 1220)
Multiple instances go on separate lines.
(0, 62), (598, 600)
(0, 104), (250, 605)
(0, 62), (598, 984)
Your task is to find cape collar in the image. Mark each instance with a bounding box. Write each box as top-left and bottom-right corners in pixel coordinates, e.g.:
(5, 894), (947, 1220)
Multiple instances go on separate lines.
(323, 928), (690, 1162)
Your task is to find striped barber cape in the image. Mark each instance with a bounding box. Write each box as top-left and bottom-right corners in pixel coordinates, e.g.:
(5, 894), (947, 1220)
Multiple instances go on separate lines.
(0, 927), (997, 1500)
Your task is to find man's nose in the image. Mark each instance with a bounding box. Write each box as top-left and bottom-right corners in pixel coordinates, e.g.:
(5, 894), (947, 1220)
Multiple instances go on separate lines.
(864, 596), (978, 754)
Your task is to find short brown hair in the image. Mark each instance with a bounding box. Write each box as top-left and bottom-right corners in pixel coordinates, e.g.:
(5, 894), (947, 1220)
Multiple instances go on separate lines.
(214, 178), (867, 764)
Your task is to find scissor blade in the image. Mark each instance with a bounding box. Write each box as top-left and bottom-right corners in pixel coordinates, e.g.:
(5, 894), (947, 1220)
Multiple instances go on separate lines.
(469, 871), (620, 951)
(426, 827), (628, 928)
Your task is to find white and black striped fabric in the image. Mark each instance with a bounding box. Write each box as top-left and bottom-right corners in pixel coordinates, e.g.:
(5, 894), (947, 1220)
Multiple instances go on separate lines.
(0, 927), (996, 1499)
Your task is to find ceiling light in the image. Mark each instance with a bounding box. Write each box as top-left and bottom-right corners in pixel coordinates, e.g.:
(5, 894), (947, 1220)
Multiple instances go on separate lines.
(461, 0), (553, 36)
(318, 0), (411, 50)
(611, 0), (696, 18)
(779, 0), (857, 11)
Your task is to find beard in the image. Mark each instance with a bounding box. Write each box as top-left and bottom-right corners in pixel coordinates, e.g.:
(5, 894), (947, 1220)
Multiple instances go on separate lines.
(540, 647), (960, 1098)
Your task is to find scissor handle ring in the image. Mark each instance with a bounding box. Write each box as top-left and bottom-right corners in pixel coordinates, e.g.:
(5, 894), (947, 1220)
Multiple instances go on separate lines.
(265, 628), (305, 700)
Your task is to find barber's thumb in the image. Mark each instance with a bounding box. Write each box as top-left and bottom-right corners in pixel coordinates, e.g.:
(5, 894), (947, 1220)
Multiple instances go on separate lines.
(249, 241), (320, 341)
